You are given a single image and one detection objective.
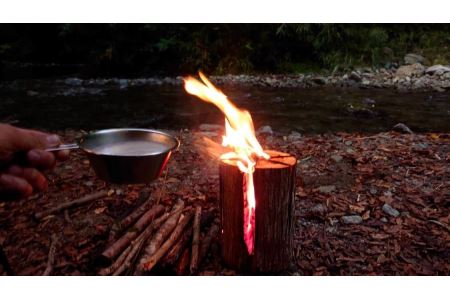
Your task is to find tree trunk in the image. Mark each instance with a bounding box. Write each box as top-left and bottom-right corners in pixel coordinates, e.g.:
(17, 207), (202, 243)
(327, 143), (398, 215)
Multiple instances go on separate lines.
(219, 150), (296, 273)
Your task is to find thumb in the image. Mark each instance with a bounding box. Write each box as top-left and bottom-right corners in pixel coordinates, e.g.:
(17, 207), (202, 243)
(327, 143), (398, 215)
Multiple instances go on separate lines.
(8, 126), (60, 151)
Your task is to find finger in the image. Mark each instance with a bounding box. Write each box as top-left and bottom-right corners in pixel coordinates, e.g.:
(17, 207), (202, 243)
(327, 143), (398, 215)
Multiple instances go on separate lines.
(55, 149), (70, 161)
(27, 149), (56, 169)
(0, 173), (33, 197)
(4, 124), (61, 151)
(8, 165), (48, 191)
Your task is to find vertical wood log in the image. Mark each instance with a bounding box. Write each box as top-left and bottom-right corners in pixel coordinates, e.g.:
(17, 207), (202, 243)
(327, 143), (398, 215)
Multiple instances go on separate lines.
(219, 150), (296, 273)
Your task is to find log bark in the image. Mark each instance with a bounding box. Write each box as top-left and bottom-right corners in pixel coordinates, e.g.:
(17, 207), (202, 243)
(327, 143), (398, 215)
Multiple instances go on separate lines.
(189, 206), (201, 274)
(34, 190), (107, 220)
(219, 150), (296, 273)
(101, 204), (165, 261)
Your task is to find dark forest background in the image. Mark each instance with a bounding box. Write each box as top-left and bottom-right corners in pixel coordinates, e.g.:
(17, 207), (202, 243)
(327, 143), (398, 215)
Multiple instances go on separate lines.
(0, 24), (449, 78)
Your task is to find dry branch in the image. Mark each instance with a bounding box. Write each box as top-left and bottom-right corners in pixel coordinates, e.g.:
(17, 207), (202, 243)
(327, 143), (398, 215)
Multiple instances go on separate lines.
(189, 206), (202, 274)
(160, 207), (215, 270)
(160, 227), (193, 268)
(43, 234), (58, 276)
(101, 205), (165, 261)
(198, 223), (219, 267)
(108, 196), (154, 243)
(175, 248), (191, 275)
(98, 211), (172, 275)
(141, 211), (194, 272)
(136, 200), (185, 273)
(34, 190), (107, 220)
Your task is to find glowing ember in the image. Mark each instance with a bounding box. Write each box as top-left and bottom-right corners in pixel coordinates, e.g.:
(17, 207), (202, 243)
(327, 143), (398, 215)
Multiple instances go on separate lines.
(184, 72), (270, 254)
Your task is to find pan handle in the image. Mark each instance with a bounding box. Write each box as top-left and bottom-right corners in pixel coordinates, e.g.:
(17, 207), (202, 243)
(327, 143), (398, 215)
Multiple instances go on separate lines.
(45, 143), (79, 152)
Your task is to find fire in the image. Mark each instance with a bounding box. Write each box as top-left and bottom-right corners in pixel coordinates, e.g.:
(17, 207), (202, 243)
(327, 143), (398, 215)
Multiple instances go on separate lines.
(184, 72), (270, 254)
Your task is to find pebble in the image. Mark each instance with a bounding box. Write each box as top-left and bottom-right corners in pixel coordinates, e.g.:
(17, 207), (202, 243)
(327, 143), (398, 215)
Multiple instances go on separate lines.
(392, 123), (413, 134)
(330, 154), (343, 163)
(341, 215), (363, 224)
(256, 125), (273, 135)
(318, 185), (336, 194)
(382, 203), (400, 217)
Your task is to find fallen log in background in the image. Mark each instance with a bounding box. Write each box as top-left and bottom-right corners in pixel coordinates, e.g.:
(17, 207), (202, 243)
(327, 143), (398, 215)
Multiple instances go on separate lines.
(220, 150), (296, 273)
(101, 204), (165, 262)
(34, 190), (107, 220)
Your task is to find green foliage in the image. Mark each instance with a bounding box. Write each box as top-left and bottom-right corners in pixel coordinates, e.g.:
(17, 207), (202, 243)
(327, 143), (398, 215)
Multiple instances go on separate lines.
(0, 24), (449, 77)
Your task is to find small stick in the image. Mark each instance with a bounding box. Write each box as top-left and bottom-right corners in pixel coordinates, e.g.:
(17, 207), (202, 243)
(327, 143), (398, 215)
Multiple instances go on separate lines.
(108, 196), (154, 243)
(99, 212), (171, 276)
(34, 190), (107, 220)
(137, 200), (185, 273)
(43, 234), (58, 276)
(175, 248), (191, 275)
(189, 206), (202, 274)
(160, 207), (216, 269)
(137, 200), (185, 270)
(160, 226), (193, 268)
(101, 205), (165, 261)
(198, 223), (219, 267)
(142, 211), (194, 272)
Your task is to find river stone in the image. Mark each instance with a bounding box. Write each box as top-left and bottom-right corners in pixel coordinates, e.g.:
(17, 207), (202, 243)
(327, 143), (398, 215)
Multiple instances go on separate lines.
(26, 90), (39, 97)
(256, 125), (273, 135)
(318, 185), (336, 194)
(392, 123), (413, 134)
(65, 77), (83, 86)
(199, 124), (223, 132)
(330, 154), (343, 163)
(425, 65), (450, 75)
(382, 203), (400, 217)
(404, 53), (425, 65)
(341, 215), (363, 224)
(349, 71), (362, 82)
(395, 63), (425, 77)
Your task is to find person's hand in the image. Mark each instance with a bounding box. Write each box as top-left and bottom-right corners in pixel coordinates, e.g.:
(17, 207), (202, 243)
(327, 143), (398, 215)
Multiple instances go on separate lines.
(0, 124), (69, 198)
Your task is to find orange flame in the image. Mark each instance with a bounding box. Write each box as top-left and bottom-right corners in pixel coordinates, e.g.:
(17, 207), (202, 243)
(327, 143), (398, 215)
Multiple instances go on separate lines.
(184, 72), (269, 254)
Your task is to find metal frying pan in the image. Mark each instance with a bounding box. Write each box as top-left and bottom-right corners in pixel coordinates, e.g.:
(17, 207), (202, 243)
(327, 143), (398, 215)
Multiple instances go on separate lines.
(47, 128), (179, 184)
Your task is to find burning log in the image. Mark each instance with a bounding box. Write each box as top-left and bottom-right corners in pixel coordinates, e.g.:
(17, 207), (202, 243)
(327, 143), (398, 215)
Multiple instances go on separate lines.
(220, 150), (296, 273)
(34, 190), (107, 220)
(189, 206), (201, 274)
(101, 204), (165, 261)
(141, 211), (194, 272)
(136, 200), (184, 273)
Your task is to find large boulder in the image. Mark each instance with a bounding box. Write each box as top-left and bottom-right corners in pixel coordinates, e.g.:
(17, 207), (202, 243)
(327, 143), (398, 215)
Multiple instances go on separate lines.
(404, 53), (426, 65)
(395, 63), (425, 78)
(425, 65), (450, 75)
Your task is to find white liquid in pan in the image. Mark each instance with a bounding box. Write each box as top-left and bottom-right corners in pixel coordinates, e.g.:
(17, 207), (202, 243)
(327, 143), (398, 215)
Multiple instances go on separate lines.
(92, 140), (170, 156)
